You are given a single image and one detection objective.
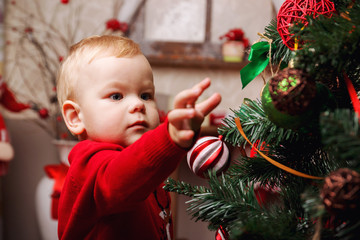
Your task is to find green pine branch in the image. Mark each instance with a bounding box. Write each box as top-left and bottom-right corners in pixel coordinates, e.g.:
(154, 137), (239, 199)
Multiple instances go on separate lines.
(229, 210), (309, 240)
(218, 98), (303, 148)
(185, 172), (263, 230)
(293, 2), (360, 85)
(263, 19), (293, 68)
(320, 109), (360, 172)
(164, 178), (210, 197)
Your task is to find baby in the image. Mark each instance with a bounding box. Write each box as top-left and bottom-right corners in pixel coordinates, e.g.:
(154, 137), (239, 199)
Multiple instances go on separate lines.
(56, 35), (221, 240)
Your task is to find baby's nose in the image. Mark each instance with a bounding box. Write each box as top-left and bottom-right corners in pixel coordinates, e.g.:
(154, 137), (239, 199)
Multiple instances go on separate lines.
(129, 97), (145, 113)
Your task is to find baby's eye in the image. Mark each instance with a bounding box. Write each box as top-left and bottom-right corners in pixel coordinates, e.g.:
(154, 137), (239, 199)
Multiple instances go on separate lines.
(109, 93), (123, 101)
(141, 93), (152, 101)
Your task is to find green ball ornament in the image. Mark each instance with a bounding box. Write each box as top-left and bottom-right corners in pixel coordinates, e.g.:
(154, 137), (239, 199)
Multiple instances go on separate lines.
(269, 68), (316, 115)
(261, 80), (335, 131)
(261, 82), (314, 130)
(261, 67), (336, 131)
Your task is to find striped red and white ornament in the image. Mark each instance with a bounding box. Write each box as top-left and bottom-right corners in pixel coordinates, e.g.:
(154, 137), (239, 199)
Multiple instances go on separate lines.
(187, 135), (230, 178)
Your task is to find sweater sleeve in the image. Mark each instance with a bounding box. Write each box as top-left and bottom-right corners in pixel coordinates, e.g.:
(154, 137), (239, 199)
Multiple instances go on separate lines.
(68, 119), (187, 215)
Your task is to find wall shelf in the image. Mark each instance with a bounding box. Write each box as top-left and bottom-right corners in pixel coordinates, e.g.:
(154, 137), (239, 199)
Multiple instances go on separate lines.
(147, 55), (248, 70)
(142, 41), (248, 70)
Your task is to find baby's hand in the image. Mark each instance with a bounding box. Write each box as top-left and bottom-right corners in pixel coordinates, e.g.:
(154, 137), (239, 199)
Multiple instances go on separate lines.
(168, 78), (221, 148)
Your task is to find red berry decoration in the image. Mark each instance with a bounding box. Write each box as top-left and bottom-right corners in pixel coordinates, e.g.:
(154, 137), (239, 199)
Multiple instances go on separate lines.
(38, 108), (49, 119)
(277, 0), (336, 50)
(105, 18), (128, 33)
(187, 136), (230, 178)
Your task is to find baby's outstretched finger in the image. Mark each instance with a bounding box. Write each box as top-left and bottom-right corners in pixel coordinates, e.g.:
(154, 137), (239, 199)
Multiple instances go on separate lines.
(196, 93), (222, 116)
(173, 88), (201, 109)
(173, 78), (211, 109)
(167, 109), (195, 128)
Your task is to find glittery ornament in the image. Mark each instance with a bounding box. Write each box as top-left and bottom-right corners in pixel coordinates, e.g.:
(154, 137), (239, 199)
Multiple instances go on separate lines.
(262, 68), (335, 130)
(187, 136), (230, 178)
(261, 81), (313, 130)
(321, 168), (360, 217)
(269, 68), (316, 115)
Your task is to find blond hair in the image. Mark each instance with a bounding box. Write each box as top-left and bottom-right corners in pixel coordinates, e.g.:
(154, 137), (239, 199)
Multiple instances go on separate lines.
(56, 35), (142, 107)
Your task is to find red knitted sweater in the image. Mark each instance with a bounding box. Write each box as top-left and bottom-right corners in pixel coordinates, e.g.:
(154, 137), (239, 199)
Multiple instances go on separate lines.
(58, 121), (187, 240)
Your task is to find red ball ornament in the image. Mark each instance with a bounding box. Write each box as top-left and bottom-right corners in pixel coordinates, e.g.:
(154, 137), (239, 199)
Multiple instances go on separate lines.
(277, 0), (336, 50)
(187, 136), (230, 178)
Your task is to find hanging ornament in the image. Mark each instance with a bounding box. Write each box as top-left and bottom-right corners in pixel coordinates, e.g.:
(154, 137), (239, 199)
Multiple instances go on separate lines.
(187, 136), (230, 178)
(262, 68), (316, 130)
(320, 168), (360, 218)
(261, 67), (335, 130)
(269, 68), (316, 115)
(277, 0), (336, 50)
(215, 225), (229, 240)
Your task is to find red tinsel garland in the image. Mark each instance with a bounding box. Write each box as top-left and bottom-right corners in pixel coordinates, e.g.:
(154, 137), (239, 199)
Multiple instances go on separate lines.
(277, 0), (336, 50)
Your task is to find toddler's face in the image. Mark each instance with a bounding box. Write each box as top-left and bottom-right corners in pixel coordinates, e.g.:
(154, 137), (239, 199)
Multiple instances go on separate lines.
(75, 54), (160, 147)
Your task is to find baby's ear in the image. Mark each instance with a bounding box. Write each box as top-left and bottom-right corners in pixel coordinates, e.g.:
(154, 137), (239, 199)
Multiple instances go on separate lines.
(62, 100), (85, 136)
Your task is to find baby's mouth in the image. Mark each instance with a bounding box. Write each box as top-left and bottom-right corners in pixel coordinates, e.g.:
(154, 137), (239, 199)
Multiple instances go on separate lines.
(129, 121), (148, 128)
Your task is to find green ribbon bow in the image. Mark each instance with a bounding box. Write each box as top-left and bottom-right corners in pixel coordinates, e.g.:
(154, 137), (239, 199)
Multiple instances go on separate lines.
(240, 41), (274, 89)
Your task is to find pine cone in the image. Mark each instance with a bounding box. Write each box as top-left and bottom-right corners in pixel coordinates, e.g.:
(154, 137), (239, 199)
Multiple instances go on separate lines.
(321, 168), (360, 217)
(269, 68), (316, 116)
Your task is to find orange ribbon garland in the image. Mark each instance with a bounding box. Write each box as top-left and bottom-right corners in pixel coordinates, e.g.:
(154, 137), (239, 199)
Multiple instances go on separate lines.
(235, 117), (324, 180)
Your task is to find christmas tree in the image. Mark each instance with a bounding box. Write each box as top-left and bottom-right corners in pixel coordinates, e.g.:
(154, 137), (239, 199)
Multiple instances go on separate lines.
(165, 0), (360, 239)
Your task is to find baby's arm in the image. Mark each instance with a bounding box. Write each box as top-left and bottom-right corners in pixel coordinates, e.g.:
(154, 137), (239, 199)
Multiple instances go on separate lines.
(168, 78), (221, 148)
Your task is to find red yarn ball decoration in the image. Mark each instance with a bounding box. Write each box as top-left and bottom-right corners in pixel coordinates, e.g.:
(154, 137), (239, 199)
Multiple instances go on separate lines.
(277, 0), (336, 50)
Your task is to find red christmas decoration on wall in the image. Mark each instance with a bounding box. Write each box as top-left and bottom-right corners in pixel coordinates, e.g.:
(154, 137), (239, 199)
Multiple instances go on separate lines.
(106, 18), (128, 33)
(277, 0), (336, 50)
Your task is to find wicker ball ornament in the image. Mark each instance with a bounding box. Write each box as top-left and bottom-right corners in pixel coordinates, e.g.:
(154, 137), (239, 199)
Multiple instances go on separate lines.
(187, 136), (230, 178)
(277, 0), (336, 50)
(321, 168), (360, 217)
